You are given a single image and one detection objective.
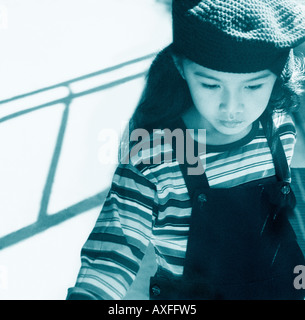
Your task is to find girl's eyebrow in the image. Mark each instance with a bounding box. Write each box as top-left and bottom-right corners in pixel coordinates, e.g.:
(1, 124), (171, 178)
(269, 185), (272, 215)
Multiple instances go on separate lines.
(244, 73), (272, 82)
(194, 71), (221, 81)
(194, 71), (272, 82)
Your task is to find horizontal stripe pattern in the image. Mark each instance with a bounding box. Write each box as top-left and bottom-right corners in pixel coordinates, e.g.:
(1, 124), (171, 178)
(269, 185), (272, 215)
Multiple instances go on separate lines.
(71, 112), (296, 299)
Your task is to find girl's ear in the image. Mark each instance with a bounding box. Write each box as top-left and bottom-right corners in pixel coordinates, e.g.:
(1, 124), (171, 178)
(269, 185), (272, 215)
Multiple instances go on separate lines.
(171, 54), (186, 79)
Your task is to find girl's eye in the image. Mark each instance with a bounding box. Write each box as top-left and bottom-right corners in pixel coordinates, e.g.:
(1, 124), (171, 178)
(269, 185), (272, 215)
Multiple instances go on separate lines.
(245, 84), (264, 90)
(201, 83), (220, 89)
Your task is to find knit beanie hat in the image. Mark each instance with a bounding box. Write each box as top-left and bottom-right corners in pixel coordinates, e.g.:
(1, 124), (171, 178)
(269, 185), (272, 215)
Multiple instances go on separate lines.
(172, 0), (305, 75)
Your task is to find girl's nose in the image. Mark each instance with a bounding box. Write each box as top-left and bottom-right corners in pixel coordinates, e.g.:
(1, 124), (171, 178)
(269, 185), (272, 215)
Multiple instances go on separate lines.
(219, 89), (244, 118)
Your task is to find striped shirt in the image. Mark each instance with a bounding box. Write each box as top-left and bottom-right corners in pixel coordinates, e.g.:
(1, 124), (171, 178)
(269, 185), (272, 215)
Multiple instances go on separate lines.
(68, 111), (296, 300)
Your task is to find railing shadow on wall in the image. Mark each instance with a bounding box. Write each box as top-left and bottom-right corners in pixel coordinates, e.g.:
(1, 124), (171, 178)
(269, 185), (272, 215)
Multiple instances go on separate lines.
(0, 52), (157, 250)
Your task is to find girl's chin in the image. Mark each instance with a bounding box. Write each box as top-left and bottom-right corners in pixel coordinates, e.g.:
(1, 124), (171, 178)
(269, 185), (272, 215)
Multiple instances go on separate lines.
(215, 122), (248, 135)
(208, 121), (252, 143)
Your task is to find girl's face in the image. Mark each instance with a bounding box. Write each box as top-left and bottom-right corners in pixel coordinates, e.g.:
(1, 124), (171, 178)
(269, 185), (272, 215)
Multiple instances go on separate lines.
(179, 59), (277, 142)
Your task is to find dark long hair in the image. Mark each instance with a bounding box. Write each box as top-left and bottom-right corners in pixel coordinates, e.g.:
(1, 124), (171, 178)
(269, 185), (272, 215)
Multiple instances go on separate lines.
(119, 45), (305, 161)
(269, 50), (305, 113)
(129, 45), (193, 133)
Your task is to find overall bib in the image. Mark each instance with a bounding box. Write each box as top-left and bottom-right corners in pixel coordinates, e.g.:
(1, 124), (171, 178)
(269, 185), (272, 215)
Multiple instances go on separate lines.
(149, 112), (305, 300)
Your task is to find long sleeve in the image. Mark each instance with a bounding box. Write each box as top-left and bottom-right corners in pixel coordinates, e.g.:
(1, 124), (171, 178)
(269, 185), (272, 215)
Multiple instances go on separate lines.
(67, 163), (157, 300)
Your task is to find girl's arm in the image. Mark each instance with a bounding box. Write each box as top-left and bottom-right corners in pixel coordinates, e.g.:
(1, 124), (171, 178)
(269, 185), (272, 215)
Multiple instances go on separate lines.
(67, 163), (157, 300)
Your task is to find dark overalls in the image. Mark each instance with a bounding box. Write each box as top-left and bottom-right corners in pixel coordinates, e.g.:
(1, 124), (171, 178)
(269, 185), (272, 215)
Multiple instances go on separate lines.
(149, 111), (305, 300)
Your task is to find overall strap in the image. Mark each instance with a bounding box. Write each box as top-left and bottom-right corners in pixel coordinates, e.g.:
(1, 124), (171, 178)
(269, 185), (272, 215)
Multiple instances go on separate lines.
(168, 110), (291, 201)
(260, 109), (291, 183)
(167, 117), (209, 200)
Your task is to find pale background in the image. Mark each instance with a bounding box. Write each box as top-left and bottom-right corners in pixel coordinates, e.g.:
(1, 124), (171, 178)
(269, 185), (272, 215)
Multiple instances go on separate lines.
(0, 0), (171, 300)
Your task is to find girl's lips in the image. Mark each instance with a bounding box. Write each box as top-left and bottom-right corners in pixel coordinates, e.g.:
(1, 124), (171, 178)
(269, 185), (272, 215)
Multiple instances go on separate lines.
(219, 120), (244, 128)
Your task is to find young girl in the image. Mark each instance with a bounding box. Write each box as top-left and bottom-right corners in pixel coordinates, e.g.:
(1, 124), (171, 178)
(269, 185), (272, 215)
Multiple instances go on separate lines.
(67, 0), (305, 300)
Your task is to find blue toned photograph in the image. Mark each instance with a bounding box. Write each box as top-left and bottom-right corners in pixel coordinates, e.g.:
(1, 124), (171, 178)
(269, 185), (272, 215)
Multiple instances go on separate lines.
(0, 0), (305, 301)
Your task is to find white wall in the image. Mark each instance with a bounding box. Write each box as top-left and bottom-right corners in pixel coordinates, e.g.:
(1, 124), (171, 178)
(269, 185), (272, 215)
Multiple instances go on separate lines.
(0, 0), (171, 300)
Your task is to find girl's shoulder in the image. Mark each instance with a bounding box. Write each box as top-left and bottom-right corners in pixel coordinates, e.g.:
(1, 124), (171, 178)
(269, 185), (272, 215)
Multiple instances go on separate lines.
(119, 128), (174, 176)
(127, 128), (176, 165)
(120, 127), (186, 188)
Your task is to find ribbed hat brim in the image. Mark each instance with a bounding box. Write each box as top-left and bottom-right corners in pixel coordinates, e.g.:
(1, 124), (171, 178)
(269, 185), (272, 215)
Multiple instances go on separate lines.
(172, 0), (305, 74)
